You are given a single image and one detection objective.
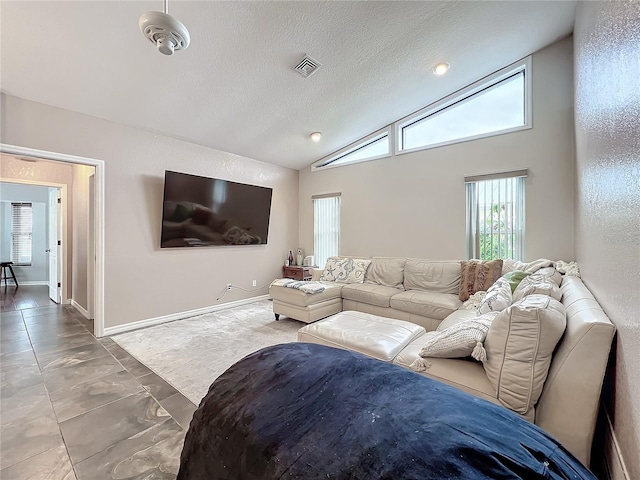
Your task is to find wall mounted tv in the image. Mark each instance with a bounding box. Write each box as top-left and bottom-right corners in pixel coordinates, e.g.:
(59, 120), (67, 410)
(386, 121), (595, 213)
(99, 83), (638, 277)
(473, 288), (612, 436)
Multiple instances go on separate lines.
(161, 170), (273, 248)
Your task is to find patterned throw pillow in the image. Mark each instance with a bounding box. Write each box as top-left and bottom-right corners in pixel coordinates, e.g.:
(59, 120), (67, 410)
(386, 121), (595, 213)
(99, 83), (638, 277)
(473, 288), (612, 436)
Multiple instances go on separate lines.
(410, 312), (499, 370)
(320, 257), (371, 284)
(459, 259), (503, 301)
(478, 277), (513, 314)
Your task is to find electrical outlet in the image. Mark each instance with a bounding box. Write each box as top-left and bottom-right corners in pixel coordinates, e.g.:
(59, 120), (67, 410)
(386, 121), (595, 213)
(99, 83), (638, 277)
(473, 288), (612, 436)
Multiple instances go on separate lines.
(227, 283), (232, 290)
(252, 280), (257, 287)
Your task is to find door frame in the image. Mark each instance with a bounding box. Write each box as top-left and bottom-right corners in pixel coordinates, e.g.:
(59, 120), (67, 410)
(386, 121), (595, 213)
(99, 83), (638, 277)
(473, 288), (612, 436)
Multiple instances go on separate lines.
(1, 179), (67, 300)
(1, 144), (105, 337)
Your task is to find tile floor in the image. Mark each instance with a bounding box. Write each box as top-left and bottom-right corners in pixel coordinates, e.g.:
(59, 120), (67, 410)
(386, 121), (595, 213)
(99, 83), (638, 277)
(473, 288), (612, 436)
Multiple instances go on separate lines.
(0, 286), (197, 479)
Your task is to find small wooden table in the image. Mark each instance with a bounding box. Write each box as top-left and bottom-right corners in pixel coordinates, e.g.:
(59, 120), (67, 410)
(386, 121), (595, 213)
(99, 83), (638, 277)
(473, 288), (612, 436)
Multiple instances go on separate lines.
(282, 265), (313, 281)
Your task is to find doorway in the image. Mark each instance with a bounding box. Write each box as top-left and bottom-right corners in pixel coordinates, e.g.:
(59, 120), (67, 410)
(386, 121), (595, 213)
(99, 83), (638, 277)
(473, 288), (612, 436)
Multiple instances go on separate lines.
(0, 144), (105, 336)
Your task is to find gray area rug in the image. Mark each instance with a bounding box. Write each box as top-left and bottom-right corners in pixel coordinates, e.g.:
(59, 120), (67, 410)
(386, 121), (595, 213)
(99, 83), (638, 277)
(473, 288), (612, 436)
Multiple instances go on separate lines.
(112, 299), (300, 404)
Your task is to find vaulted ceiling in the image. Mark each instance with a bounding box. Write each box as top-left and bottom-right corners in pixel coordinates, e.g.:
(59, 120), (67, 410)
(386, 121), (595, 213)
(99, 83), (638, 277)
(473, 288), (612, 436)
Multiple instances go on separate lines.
(0, 1), (576, 170)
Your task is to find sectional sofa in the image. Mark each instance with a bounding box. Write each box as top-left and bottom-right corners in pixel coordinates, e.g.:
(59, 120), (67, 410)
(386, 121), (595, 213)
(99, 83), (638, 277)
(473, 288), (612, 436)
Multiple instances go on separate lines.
(269, 256), (616, 466)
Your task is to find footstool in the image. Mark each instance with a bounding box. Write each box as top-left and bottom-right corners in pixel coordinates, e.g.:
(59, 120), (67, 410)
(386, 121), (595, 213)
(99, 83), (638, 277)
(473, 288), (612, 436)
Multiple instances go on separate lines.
(297, 311), (425, 362)
(269, 282), (343, 323)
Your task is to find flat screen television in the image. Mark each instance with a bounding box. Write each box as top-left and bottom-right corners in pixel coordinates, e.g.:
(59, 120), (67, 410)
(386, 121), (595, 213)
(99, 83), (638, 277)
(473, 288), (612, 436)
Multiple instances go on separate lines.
(160, 170), (273, 248)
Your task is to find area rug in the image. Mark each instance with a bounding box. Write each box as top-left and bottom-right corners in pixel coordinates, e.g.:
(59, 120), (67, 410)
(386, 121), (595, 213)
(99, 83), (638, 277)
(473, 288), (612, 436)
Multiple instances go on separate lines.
(111, 299), (300, 404)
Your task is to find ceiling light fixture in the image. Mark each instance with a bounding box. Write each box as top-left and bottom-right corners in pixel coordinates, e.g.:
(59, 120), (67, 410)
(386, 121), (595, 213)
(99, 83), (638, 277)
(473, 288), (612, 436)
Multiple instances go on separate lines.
(433, 62), (450, 76)
(310, 132), (322, 142)
(139, 0), (190, 56)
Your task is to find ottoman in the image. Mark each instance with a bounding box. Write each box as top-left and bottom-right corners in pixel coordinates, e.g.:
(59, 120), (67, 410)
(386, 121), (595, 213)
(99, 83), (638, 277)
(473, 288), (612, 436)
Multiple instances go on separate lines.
(269, 282), (344, 323)
(297, 311), (425, 362)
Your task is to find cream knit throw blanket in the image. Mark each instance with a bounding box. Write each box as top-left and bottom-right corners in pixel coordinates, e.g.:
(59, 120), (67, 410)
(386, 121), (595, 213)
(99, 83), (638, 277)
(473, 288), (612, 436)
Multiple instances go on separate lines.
(271, 279), (326, 294)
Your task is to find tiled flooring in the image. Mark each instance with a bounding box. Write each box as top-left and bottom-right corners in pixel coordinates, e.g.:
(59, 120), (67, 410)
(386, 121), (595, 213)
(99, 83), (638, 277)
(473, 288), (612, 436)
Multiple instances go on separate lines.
(0, 287), (197, 479)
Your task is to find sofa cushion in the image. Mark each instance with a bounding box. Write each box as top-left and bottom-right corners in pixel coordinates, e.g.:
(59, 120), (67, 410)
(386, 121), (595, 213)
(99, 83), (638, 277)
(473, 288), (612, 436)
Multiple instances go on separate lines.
(364, 257), (406, 289)
(483, 294), (567, 418)
(459, 259), (503, 301)
(320, 257), (371, 284)
(403, 259), (461, 295)
(478, 277), (513, 314)
(512, 275), (562, 303)
(393, 340), (499, 405)
(390, 290), (462, 321)
(341, 283), (402, 308)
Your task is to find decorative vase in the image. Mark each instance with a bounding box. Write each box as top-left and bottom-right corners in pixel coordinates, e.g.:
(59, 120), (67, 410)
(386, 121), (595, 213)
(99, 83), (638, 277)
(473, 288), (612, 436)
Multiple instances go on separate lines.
(296, 254), (303, 266)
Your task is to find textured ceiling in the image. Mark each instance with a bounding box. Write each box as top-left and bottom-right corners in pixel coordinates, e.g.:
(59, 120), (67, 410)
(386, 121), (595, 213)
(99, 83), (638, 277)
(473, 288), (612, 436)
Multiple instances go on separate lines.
(0, 1), (576, 170)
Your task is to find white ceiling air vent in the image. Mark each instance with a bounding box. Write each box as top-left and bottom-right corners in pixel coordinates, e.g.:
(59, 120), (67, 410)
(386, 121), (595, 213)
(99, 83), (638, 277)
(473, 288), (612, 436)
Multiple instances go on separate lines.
(294, 55), (322, 78)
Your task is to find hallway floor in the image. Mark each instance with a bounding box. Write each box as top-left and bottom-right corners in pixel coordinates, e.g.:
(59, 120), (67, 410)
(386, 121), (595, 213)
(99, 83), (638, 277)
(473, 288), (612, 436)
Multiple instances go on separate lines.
(0, 287), (196, 479)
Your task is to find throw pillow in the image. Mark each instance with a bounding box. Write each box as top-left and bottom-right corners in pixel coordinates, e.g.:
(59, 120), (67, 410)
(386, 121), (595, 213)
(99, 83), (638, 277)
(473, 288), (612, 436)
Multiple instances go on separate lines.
(477, 278), (512, 314)
(319, 257), (342, 282)
(512, 274), (562, 303)
(459, 259), (503, 301)
(410, 312), (499, 372)
(483, 294), (567, 419)
(503, 270), (530, 293)
(320, 257), (371, 284)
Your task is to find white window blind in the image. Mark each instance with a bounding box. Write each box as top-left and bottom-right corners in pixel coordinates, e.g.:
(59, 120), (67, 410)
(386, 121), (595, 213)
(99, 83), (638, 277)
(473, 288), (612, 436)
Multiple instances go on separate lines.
(11, 202), (33, 266)
(466, 172), (526, 260)
(313, 194), (340, 268)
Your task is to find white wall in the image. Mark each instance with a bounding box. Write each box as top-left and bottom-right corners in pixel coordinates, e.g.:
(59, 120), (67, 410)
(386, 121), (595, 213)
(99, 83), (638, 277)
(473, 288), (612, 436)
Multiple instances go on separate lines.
(299, 37), (575, 262)
(0, 94), (299, 329)
(0, 182), (49, 283)
(574, 2), (640, 478)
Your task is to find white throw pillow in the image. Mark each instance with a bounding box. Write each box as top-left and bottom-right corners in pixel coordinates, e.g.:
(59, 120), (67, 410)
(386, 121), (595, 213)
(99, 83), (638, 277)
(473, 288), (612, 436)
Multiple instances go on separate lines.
(477, 278), (512, 314)
(320, 257), (371, 284)
(412, 312), (499, 362)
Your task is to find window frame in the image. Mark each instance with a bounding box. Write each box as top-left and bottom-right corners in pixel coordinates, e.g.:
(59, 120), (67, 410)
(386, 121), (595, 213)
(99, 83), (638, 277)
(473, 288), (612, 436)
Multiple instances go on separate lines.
(311, 126), (392, 172)
(465, 170), (527, 261)
(11, 202), (33, 267)
(395, 56), (532, 156)
(312, 193), (341, 268)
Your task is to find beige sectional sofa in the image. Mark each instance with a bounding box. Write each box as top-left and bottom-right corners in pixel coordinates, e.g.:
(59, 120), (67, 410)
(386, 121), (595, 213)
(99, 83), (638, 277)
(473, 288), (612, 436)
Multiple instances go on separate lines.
(269, 256), (616, 466)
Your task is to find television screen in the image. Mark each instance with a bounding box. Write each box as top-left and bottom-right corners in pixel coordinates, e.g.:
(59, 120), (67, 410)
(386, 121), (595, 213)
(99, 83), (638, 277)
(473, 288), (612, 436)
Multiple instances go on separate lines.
(161, 171), (273, 248)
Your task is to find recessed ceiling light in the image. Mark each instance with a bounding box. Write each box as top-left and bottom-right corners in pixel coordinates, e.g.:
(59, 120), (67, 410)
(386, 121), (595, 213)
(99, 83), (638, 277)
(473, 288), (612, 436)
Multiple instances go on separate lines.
(433, 62), (450, 76)
(310, 132), (322, 142)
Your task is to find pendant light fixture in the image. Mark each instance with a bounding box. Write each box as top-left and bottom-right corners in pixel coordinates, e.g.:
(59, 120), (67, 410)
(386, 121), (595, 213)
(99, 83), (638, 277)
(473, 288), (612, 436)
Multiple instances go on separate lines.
(139, 0), (190, 56)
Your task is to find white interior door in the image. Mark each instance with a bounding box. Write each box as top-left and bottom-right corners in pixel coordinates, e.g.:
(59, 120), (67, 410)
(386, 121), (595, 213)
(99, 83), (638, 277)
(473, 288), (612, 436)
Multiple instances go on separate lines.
(48, 188), (61, 303)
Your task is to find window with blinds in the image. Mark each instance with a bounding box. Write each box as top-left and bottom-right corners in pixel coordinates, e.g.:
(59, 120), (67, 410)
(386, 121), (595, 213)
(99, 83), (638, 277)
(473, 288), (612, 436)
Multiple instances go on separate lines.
(465, 171), (526, 261)
(313, 194), (341, 268)
(11, 202), (33, 266)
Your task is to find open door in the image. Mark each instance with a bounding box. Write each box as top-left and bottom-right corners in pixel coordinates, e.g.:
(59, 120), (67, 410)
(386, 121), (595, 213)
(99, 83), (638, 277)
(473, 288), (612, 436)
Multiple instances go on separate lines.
(48, 187), (61, 303)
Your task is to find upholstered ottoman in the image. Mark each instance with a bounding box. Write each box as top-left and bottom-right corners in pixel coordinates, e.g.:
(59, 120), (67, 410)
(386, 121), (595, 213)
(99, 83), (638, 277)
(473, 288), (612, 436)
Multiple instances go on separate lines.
(269, 282), (344, 324)
(297, 311), (425, 361)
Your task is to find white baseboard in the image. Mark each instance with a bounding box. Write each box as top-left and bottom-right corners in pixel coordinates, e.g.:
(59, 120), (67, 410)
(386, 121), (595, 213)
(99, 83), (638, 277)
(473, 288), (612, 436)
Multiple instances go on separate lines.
(71, 299), (89, 319)
(103, 295), (270, 336)
(601, 409), (630, 480)
(14, 280), (48, 286)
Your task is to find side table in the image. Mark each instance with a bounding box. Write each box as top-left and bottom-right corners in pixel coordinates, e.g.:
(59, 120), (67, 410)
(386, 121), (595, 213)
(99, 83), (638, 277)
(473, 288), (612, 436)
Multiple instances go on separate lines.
(283, 265), (313, 281)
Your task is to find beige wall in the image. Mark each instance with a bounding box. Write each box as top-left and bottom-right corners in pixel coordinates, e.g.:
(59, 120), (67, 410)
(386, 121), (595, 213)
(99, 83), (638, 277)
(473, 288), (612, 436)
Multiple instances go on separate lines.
(574, 3), (640, 478)
(299, 37), (575, 262)
(1, 94), (299, 329)
(0, 155), (74, 299)
(72, 164), (94, 311)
